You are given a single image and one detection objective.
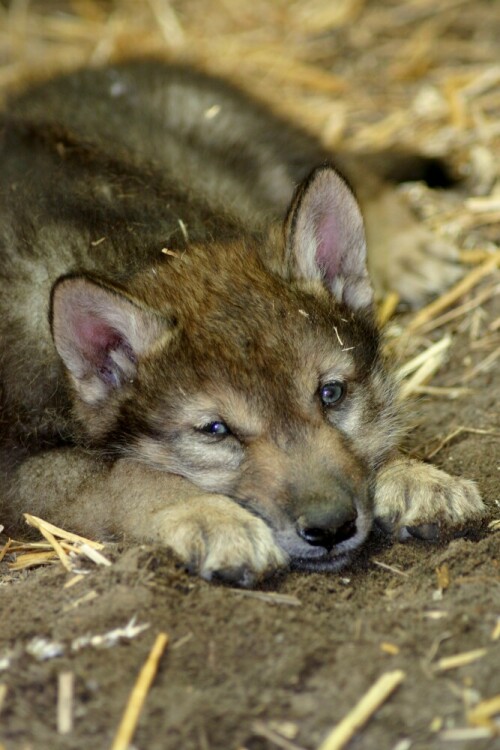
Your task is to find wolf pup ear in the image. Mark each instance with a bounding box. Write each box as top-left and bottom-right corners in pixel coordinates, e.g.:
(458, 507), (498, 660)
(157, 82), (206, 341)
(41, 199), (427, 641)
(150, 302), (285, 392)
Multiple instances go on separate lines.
(285, 165), (373, 311)
(51, 276), (165, 405)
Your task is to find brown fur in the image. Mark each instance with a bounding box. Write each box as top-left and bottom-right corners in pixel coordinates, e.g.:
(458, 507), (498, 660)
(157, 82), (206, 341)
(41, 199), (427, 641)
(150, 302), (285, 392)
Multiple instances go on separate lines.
(0, 60), (485, 586)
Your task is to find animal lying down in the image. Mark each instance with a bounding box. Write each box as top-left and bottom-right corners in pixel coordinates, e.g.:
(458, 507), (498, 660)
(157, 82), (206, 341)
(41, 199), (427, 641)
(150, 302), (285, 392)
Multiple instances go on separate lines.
(0, 59), (486, 586)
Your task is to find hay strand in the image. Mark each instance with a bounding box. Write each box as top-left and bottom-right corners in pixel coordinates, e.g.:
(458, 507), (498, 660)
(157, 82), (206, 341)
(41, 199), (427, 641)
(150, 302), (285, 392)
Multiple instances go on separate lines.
(426, 426), (497, 459)
(76, 543), (112, 567)
(377, 292), (400, 327)
(24, 514), (105, 549)
(406, 254), (500, 334)
(0, 539), (12, 564)
(229, 589), (302, 606)
(317, 670), (405, 750)
(34, 523), (72, 572)
(8, 550), (59, 570)
(111, 632), (169, 750)
(439, 727), (494, 741)
(397, 335), (451, 399)
(467, 694), (500, 728)
(57, 672), (74, 735)
(8, 515), (110, 572)
(252, 721), (307, 750)
(435, 648), (487, 672)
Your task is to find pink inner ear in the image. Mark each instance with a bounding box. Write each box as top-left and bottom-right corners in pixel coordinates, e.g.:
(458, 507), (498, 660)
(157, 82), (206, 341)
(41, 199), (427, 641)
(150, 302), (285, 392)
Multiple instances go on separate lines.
(315, 212), (342, 283)
(74, 315), (122, 365)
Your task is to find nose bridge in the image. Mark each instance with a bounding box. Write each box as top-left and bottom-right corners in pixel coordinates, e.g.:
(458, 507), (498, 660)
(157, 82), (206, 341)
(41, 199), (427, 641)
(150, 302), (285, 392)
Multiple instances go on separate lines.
(286, 422), (366, 503)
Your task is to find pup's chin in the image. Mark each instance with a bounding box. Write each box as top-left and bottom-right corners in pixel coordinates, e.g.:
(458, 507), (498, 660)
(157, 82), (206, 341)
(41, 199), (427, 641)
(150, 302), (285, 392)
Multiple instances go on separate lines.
(290, 550), (354, 572)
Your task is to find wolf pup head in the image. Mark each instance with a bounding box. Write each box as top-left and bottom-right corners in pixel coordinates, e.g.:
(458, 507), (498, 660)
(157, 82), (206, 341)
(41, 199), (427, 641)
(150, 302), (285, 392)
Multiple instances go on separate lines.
(50, 165), (400, 571)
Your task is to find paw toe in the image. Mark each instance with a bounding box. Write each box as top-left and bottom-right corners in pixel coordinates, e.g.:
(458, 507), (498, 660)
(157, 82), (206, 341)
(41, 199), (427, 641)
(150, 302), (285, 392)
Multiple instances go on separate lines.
(208, 565), (258, 588)
(402, 523), (440, 542)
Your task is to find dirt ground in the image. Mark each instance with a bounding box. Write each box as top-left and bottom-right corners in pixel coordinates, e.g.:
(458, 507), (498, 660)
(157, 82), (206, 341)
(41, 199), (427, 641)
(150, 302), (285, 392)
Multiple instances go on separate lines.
(0, 1), (499, 749)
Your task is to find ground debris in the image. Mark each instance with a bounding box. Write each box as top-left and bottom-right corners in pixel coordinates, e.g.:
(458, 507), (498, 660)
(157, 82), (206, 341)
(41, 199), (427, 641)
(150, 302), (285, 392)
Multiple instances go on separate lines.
(1, 617), (150, 669)
(434, 648), (488, 672)
(317, 670), (405, 750)
(3, 515), (110, 573)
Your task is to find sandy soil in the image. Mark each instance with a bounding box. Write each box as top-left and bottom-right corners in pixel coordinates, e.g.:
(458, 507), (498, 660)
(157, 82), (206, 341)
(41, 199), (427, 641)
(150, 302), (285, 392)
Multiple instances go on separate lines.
(0, 1), (499, 749)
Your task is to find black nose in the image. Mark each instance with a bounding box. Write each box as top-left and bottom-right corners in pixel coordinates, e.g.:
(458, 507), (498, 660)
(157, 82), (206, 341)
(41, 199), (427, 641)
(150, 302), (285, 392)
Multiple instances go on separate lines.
(298, 518), (357, 551)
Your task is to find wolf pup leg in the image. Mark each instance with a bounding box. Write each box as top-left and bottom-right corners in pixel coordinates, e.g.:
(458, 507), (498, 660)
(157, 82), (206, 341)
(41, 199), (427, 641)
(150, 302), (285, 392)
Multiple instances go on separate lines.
(7, 448), (286, 586)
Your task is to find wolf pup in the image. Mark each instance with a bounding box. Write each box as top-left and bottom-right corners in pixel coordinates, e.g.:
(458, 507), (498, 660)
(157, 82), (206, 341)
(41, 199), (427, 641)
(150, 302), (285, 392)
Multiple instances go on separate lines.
(0, 60), (485, 585)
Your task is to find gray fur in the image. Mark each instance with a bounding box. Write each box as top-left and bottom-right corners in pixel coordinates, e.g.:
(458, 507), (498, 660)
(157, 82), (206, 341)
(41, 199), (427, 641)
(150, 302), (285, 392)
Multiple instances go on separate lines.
(0, 60), (485, 585)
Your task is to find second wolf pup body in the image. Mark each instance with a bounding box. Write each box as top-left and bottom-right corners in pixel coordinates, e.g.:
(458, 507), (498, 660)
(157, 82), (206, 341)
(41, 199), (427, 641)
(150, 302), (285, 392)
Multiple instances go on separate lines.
(0, 60), (485, 585)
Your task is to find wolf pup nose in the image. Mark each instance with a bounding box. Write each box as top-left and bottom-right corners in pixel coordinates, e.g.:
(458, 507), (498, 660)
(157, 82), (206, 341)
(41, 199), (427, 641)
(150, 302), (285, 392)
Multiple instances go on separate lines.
(297, 505), (358, 551)
(0, 60), (486, 587)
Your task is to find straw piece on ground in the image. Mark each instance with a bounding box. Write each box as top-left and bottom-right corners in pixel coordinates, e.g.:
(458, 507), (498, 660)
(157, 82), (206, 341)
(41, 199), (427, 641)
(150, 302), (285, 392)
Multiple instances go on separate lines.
(436, 563), (450, 592)
(8, 550), (58, 570)
(0, 539), (12, 564)
(377, 291), (400, 327)
(412, 385), (473, 399)
(439, 727), (494, 741)
(171, 632), (193, 651)
(76, 542), (112, 567)
(63, 590), (99, 613)
(396, 335), (451, 381)
(396, 335), (451, 401)
(435, 648), (487, 672)
(24, 513), (105, 550)
(57, 672), (74, 735)
(316, 670), (405, 750)
(373, 560), (410, 578)
(229, 589), (302, 606)
(0, 684), (7, 716)
(380, 642), (400, 656)
(63, 574), (85, 589)
(467, 694), (500, 728)
(406, 253), (500, 334)
(111, 632), (169, 750)
(462, 346), (500, 383)
(491, 620), (500, 641)
(71, 617), (149, 652)
(7, 540), (53, 551)
(34, 523), (72, 572)
(252, 720), (307, 750)
(398, 347), (449, 400)
(416, 282), (499, 335)
(459, 249), (496, 264)
(426, 426), (496, 459)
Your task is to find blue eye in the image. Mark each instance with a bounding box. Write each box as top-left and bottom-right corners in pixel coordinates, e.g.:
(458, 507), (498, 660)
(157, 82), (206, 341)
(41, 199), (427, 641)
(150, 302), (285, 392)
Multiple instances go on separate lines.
(200, 421), (231, 437)
(320, 381), (346, 406)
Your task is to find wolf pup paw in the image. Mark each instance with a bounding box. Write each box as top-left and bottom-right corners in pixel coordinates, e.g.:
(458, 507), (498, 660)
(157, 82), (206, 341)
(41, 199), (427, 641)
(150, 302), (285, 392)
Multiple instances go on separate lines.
(156, 495), (288, 587)
(380, 229), (462, 307)
(365, 190), (463, 307)
(373, 457), (486, 541)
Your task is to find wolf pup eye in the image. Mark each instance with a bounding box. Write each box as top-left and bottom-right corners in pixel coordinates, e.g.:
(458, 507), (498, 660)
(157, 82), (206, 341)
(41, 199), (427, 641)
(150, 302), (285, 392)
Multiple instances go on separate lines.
(320, 380), (346, 407)
(199, 421), (232, 437)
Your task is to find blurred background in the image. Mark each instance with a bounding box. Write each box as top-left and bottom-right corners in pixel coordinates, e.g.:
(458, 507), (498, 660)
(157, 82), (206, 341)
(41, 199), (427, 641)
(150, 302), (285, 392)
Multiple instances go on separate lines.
(1, 1), (498, 183)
